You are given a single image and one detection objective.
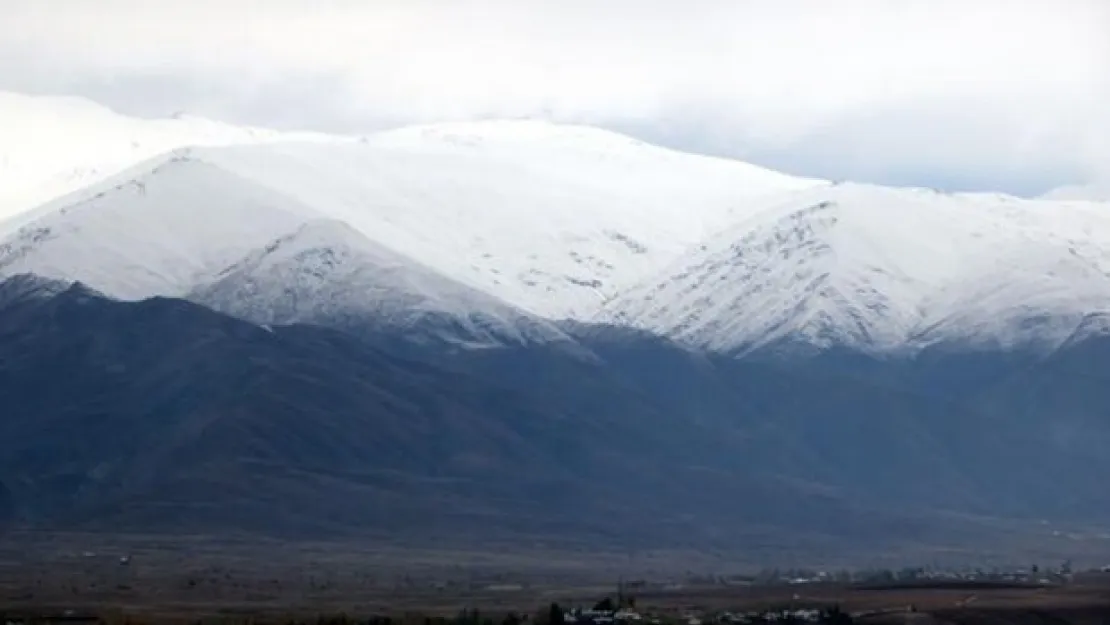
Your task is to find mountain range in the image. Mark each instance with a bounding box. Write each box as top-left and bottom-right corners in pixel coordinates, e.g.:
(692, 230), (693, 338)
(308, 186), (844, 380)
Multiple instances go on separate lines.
(1, 92), (1109, 561)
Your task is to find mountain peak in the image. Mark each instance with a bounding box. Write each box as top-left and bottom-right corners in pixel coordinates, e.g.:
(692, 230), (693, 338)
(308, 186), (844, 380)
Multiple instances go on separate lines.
(0, 91), (349, 223)
(194, 220), (572, 348)
(0, 154), (315, 300)
(211, 218), (418, 287)
(600, 188), (932, 354)
(602, 183), (1110, 355)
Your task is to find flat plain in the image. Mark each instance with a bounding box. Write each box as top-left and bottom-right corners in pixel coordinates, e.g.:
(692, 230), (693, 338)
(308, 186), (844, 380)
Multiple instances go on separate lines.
(2, 532), (1109, 624)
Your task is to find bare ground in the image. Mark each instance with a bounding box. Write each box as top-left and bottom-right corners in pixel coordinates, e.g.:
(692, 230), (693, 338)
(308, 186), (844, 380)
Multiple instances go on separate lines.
(1, 532), (1108, 624)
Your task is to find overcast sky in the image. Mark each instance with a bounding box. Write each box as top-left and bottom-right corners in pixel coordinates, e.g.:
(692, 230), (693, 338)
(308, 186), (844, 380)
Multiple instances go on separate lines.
(2, 0), (1108, 195)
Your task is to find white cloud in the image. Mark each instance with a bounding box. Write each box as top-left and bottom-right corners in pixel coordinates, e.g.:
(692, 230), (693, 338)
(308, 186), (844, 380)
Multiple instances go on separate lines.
(2, 0), (1108, 193)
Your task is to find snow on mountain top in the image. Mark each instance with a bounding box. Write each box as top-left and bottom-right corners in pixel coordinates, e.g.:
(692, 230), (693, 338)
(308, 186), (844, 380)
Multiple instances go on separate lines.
(598, 183), (952, 354)
(369, 118), (652, 148)
(3, 90), (1109, 354)
(600, 182), (1110, 354)
(0, 121), (818, 318)
(0, 92), (823, 318)
(1059, 312), (1110, 349)
(0, 91), (350, 222)
(193, 218), (573, 347)
(911, 196), (1110, 350)
(368, 118), (813, 187)
(187, 132), (818, 318)
(238, 218), (393, 263)
(0, 154), (316, 299)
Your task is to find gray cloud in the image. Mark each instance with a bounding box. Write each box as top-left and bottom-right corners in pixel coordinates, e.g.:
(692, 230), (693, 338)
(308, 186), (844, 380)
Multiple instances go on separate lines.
(2, 0), (1108, 195)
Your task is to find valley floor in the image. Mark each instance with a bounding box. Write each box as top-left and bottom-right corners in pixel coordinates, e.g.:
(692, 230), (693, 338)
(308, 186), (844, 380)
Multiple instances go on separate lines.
(2, 533), (1109, 624)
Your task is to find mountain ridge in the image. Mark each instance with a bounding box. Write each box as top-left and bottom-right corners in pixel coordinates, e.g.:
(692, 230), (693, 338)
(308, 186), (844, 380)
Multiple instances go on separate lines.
(0, 152), (317, 299)
(3, 94), (1110, 558)
(190, 218), (577, 350)
(0, 116), (819, 318)
(4, 124), (1108, 355)
(0, 90), (350, 222)
(600, 182), (1110, 355)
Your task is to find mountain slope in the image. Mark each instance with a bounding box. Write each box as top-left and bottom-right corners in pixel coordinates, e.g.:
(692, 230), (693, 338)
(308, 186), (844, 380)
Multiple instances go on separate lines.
(0, 91), (345, 221)
(3, 91), (1107, 349)
(0, 118), (818, 318)
(0, 273), (72, 309)
(0, 277), (958, 553)
(601, 183), (1110, 355)
(191, 219), (574, 348)
(4, 276), (1110, 557)
(193, 124), (818, 318)
(0, 153), (318, 299)
(945, 331), (1110, 519)
(0, 280), (618, 537)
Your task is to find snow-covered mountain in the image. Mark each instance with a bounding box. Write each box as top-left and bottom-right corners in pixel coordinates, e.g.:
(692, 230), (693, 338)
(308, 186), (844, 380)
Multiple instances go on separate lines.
(0, 91), (346, 222)
(0, 117), (817, 318)
(194, 122), (817, 318)
(0, 152), (316, 299)
(5, 92), (1110, 358)
(600, 183), (1110, 355)
(191, 219), (573, 348)
(1058, 311), (1110, 349)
